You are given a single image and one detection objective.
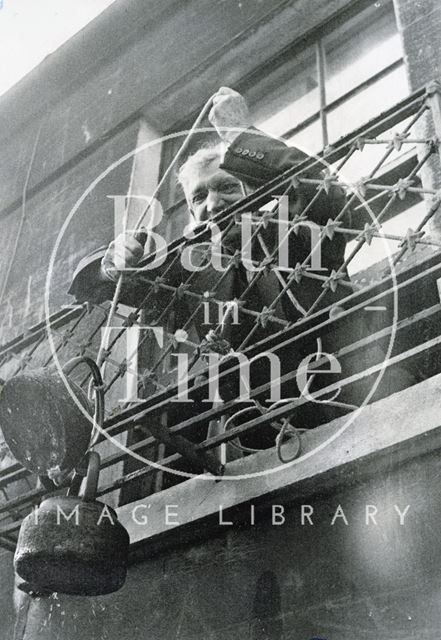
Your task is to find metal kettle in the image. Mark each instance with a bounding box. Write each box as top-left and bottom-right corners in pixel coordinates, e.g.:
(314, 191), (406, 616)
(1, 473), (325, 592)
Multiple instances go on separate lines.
(0, 359), (98, 483)
(14, 451), (130, 596)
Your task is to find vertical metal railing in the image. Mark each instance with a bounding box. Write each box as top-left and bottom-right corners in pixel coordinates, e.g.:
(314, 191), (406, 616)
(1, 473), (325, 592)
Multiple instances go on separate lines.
(0, 84), (440, 545)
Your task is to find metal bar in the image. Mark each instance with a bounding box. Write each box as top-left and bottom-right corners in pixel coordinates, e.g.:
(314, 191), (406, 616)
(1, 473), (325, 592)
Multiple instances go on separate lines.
(0, 90), (427, 376)
(0, 468), (30, 490)
(0, 519), (22, 536)
(0, 462), (22, 480)
(0, 305), (84, 356)
(154, 412), (166, 494)
(95, 328), (441, 497)
(97, 301), (441, 476)
(137, 419), (223, 477)
(0, 537), (16, 553)
(0, 88), (435, 488)
(282, 58), (409, 140)
(426, 80), (441, 162)
(89, 249), (441, 449)
(197, 334), (441, 451)
(96, 451), (182, 497)
(21, 247), (441, 467)
(0, 488), (44, 517)
(97, 256), (441, 458)
(316, 39), (328, 148)
(4, 297), (441, 504)
(259, 219), (441, 248)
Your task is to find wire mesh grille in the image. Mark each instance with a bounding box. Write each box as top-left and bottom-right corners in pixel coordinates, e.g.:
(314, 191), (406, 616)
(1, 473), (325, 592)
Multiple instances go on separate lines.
(0, 84), (441, 544)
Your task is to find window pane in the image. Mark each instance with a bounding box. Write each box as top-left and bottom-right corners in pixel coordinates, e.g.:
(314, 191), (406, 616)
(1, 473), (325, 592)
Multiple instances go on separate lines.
(346, 200), (427, 275)
(285, 120), (323, 156)
(327, 65), (409, 144)
(331, 115), (417, 185)
(324, 4), (404, 105)
(251, 2), (406, 147)
(252, 45), (318, 138)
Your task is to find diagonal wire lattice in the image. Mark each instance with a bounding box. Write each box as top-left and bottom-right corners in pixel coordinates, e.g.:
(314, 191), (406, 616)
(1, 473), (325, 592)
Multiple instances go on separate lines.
(1, 82), (441, 535)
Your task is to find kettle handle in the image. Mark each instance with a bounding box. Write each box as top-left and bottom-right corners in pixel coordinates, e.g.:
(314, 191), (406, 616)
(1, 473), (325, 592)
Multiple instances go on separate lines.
(82, 451), (101, 502)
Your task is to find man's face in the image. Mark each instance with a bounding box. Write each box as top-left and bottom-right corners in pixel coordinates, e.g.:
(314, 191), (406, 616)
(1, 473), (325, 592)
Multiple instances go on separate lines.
(184, 158), (244, 223)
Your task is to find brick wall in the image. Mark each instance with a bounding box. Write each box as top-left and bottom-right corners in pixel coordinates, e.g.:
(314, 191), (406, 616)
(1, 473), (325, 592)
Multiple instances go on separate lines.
(2, 2), (437, 639)
(10, 450), (441, 640)
(393, 0), (441, 237)
(0, 121), (138, 344)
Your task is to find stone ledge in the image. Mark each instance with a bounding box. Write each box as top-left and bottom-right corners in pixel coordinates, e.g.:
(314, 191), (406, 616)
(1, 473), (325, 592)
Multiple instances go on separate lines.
(118, 372), (441, 556)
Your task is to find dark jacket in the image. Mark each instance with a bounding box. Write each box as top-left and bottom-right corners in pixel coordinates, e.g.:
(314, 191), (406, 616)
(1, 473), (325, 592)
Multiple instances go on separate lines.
(222, 128), (352, 321)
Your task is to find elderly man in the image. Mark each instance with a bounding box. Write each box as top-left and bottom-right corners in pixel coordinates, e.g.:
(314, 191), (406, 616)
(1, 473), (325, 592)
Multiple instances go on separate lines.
(69, 88), (418, 462)
(70, 87), (351, 349)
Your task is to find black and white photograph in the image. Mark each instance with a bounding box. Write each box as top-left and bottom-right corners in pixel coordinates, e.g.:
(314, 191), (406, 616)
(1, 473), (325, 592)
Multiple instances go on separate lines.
(0, 1), (439, 638)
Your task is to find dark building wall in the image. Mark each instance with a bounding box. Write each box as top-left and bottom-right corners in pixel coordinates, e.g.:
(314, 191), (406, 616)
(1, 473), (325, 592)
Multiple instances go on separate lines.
(1, 0), (437, 638)
(393, 0), (441, 236)
(0, 551), (16, 639)
(8, 449), (441, 640)
(393, 0), (441, 89)
(0, 122), (138, 343)
(0, 0), (362, 346)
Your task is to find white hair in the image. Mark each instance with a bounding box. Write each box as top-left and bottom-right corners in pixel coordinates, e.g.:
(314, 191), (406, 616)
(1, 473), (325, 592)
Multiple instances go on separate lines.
(177, 144), (225, 194)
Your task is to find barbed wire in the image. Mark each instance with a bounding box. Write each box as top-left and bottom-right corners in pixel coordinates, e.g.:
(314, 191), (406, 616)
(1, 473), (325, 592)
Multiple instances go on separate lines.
(0, 85), (440, 523)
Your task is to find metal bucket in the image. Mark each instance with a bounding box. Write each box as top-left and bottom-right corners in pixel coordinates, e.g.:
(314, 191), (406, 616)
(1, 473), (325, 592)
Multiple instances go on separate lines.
(0, 368), (93, 482)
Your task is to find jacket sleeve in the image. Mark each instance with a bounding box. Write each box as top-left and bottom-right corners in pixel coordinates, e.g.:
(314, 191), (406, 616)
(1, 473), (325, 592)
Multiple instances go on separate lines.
(68, 247), (115, 304)
(221, 127), (352, 228)
(221, 127), (309, 186)
(68, 244), (187, 317)
(68, 247), (167, 309)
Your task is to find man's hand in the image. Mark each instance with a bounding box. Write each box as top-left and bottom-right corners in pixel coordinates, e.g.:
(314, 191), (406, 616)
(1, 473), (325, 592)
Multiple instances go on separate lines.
(101, 230), (147, 282)
(209, 87), (251, 145)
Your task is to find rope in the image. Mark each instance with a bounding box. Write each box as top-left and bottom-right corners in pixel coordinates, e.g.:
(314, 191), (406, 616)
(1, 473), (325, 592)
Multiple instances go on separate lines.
(275, 418), (302, 463)
(0, 120), (43, 306)
(95, 93), (217, 370)
(62, 356), (105, 496)
(62, 356), (105, 449)
(222, 337), (360, 463)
